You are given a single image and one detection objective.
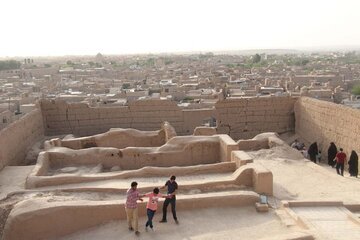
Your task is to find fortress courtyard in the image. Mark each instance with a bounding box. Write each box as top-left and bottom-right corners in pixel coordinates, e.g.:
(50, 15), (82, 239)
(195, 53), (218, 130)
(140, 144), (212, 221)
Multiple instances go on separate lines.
(0, 96), (359, 240)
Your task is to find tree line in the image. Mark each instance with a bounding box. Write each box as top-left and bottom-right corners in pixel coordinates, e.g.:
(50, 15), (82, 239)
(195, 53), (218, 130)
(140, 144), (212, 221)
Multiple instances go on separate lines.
(0, 60), (21, 71)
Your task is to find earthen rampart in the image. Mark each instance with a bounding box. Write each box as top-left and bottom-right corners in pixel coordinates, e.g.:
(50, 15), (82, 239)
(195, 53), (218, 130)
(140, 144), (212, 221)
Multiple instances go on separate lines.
(294, 97), (360, 161)
(215, 97), (296, 139)
(40, 97), (297, 140)
(0, 109), (44, 169)
(40, 99), (187, 136)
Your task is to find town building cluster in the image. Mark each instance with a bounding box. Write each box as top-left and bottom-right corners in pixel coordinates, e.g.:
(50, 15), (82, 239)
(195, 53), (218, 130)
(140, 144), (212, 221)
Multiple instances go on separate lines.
(1, 51), (360, 130)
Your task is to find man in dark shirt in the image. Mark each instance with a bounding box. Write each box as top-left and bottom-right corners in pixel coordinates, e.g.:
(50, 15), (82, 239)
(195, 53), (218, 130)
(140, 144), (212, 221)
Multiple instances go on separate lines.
(160, 175), (178, 224)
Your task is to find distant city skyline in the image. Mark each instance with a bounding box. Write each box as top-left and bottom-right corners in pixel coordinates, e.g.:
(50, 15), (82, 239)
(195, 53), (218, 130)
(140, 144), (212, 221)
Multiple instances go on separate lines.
(1, 0), (360, 57)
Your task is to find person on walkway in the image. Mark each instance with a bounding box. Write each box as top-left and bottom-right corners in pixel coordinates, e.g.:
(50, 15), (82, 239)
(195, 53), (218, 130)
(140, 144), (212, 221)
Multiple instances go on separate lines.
(327, 142), (337, 167)
(316, 150), (322, 163)
(142, 187), (168, 231)
(160, 175), (179, 224)
(291, 139), (301, 150)
(348, 150), (358, 177)
(335, 148), (347, 176)
(301, 146), (308, 158)
(308, 142), (319, 163)
(125, 181), (143, 235)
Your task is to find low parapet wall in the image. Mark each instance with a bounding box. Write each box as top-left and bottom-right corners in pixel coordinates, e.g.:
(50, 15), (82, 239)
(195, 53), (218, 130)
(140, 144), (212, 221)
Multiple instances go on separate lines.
(26, 161), (236, 188)
(237, 138), (269, 151)
(45, 128), (167, 150)
(232, 151), (254, 168)
(193, 126), (217, 136)
(27, 135), (239, 187)
(3, 191), (259, 240)
(162, 121), (177, 141)
(26, 156), (272, 198)
(230, 163), (273, 196)
(218, 134), (239, 162)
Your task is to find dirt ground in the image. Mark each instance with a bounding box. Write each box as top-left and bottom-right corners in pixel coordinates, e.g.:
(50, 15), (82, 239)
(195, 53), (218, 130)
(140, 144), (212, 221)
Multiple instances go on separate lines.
(57, 207), (301, 240)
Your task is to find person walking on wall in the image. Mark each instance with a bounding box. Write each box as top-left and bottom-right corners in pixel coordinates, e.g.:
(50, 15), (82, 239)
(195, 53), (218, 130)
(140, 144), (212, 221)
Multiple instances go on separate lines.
(142, 187), (168, 231)
(159, 175), (179, 224)
(348, 150), (358, 177)
(125, 181), (143, 235)
(327, 142), (338, 167)
(335, 148), (347, 176)
(308, 142), (319, 163)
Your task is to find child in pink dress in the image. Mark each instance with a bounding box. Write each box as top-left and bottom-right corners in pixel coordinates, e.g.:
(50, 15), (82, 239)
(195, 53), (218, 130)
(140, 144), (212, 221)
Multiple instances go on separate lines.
(142, 187), (168, 231)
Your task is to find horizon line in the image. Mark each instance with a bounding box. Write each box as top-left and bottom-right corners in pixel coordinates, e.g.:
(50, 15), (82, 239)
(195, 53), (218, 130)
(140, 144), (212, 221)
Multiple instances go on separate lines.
(1, 46), (360, 59)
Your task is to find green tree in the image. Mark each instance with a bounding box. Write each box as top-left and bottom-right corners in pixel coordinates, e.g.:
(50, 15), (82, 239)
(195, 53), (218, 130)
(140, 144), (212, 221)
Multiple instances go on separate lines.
(301, 59), (309, 65)
(351, 85), (360, 95)
(66, 60), (74, 66)
(165, 59), (174, 65)
(252, 54), (261, 64)
(146, 58), (155, 66)
(122, 83), (131, 89)
(0, 60), (21, 71)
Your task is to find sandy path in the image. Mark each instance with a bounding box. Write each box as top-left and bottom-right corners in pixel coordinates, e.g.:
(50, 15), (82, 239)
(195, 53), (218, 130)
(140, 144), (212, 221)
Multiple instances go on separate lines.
(57, 207), (300, 240)
(34, 172), (233, 192)
(248, 147), (360, 203)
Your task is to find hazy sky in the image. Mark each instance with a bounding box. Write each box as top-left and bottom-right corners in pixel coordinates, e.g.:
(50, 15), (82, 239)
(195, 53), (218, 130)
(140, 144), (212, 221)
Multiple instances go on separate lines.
(1, 0), (360, 56)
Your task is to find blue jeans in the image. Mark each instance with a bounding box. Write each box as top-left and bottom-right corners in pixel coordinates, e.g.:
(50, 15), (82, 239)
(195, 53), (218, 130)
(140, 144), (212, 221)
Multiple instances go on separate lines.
(146, 209), (156, 228)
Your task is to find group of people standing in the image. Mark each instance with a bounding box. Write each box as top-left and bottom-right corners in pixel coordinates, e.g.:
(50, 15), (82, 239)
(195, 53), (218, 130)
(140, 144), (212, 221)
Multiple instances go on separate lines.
(292, 140), (358, 177)
(291, 140), (322, 163)
(327, 142), (358, 177)
(125, 175), (179, 235)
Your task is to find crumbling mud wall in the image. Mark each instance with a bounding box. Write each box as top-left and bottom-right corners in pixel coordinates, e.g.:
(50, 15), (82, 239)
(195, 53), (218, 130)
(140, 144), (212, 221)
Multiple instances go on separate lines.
(46, 128), (167, 150)
(0, 109), (44, 170)
(40, 97), (296, 140)
(215, 97), (296, 140)
(294, 97), (360, 165)
(3, 192), (260, 240)
(40, 99), (186, 136)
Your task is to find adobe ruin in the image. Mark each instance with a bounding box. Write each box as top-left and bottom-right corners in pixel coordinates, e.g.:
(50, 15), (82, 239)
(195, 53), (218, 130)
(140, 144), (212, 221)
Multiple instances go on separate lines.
(0, 96), (359, 240)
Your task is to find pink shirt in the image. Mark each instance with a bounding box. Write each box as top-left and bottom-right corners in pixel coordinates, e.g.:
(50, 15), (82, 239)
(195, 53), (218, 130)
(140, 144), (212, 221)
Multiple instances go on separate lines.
(145, 193), (164, 211)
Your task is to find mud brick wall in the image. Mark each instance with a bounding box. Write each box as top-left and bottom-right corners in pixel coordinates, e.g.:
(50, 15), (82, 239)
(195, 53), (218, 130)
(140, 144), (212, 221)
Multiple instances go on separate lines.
(182, 109), (216, 135)
(41, 100), (131, 136)
(0, 109), (44, 169)
(294, 97), (360, 164)
(40, 99), (186, 136)
(215, 97), (297, 140)
(129, 100), (184, 133)
(40, 97), (297, 140)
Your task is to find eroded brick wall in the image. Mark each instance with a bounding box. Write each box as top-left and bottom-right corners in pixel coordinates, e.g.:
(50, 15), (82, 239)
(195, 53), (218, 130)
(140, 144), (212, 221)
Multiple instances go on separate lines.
(294, 97), (360, 162)
(41, 98), (297, 139)
(40, 99), (186, 136)
(0, 109), (44, 169)
(215, 97), (296, 139)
